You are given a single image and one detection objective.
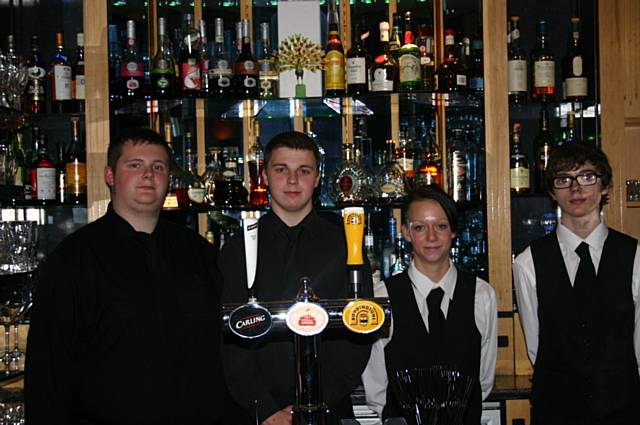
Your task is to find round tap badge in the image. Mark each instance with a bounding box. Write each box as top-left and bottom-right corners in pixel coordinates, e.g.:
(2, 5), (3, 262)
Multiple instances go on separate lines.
(228, 303), (273, 339)
(285, 302), (329, 336)
(342, 300), (386, 334)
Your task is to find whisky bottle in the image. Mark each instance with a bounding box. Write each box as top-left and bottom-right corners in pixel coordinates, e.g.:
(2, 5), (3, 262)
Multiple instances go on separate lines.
(258, 22), (279, 99)
(533, 107), (553, 193)
(247, 121), (269, 207)
(199, 20), (211, 97)
(179, 14), (202, 97)
(57, 143), (66, 204)
(562, 17), (588, 101)
(508, 16), (527, 103)
(417, 24), (435, 91)
(376, 139), (405, 204)
(162, 122), (181, 210)
(531, 20), (555, 102)
(388, 14), (402, 62)
(73, 33), (86, 112)
(26, 36), (47, 114)
(65, 116), (87, 205)
(233, 19), (259, 98)
(398, 12), (421, 92)
(178, 132), (206, 209)
(151, 17), (176, 99)
(50, 32), (73, 112)
(210, 18), (233, 96)
(203, 146), (223, 205)
(32, 133), (57, 204)
(510, 123), (530, 194)
(329, 143), (367, 206)
(414, 136), (441, 188)
(324, 0), (345, 97)
(346, 21), (369, 96)
(370, 21), (398, 93)
(216, 147), (248, 207)
(438, 29), (466, 92)
(447, 128), (468, 204)
(119, 21), (145, 100)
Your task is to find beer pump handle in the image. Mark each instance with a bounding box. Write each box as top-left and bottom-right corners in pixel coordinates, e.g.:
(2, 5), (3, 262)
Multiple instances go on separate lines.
(242, 211), (261, 301)
(343, 207), (365, 298)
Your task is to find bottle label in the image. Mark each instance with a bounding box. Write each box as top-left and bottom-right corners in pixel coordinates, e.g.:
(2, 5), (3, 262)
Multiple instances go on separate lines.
(214, 74), (231, 88)
(445, 34), (454, 46)
(163, 194), (179, 209)
(456, 74), (467, 87)
(450, 152), (467, 202)
(510, 167), (530, 189)
(120, 62), (144, 77)
(420, 56), (432, 65)
(325, 50), (345, 91)
(399, 54), (420, 83)
(508, 59), (527, 92)
(572, 56), (583, 76)
(188, 187), (206, 204)
(243, 76), (258, 88)
(565, 77), (587, 98)
(339, 174), (353, 194)
(470, 77), (484, 91)
(397, 158), (414, 173)
(53, 64), (72, 100)
(65, 161), (87, 194)
(36, 168), (56, 200)
(380, 183), (397, 194)
(534, 60), (555, 88)
(126, 78), (140, 90)
(155, 75), (170, 89)
(346, 57), (367, 85)
(181, 62), (202, 90)
(235, 60), (258, 75)
(371, 68), (394, 92)
(74, 74), (86, 100)
(28, 66), (46, 100)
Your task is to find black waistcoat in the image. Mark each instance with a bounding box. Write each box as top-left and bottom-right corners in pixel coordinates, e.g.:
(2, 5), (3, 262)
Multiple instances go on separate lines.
(530, 229), (640, 425)
(382, 269), (481, 425)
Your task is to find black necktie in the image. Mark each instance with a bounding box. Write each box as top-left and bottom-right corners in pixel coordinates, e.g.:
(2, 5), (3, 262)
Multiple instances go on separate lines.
(427, 287), (445, 344)
(574, 242), (596, 295)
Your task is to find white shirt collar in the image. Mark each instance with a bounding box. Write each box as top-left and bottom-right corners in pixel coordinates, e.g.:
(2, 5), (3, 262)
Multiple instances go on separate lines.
(407, 259), (457, 302)
(556, 220), (608, 252)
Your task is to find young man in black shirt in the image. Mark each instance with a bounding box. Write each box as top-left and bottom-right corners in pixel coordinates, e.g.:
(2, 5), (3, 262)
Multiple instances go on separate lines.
(219, 131), (373, 425)
(514, 142), (640, 424)
(25, 128), (229, 425)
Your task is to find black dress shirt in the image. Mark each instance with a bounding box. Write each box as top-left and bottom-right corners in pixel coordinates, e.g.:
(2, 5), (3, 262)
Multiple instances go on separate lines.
(25, 205), (229, 425)
(219, 210), (373, 424)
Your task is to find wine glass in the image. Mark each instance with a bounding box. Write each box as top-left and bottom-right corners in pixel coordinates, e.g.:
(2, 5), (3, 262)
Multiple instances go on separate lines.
(10, 273), (33, 370)
(0, 281), (28, 373)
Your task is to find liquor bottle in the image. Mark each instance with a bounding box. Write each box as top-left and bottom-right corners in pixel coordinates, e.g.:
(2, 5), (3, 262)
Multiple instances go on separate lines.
(203, 146), (223, 205)
(533, 107), (554, 193)
(151, 17), (176, 99)
(233, 19), (259, 98)
(50, 32), (73, 112)
(73, 33), (86, 113)
(510, 122), (530, 194)
(563, 17), (588, 101)
(468, 38), (483, 92)
(364, 216), (381, 284)
(508, 16), (527, 103)
(324, 0), (345, 97)
(329, 143), (367, 205)
(65, 116), (87, 204)
(215, 147), (248, 207)
(11, 130), (26, 189)
(564, 111), (578, 144)
(438, 29), (466, 92)
(391, 235), (409, 276)
(389, 14), (402, 62)
(304, 117), (332, 207)
(177, 132), (206, 209)
(395, 136), (415, 190)
(346, 21), (369, 96)
(447, 128), (468, 204)
(108, 24), (123, 104)
(119, 20), (145, 100)
(398, 12), (421, 92)
(162, 122), (180, 210)
(370, 21), (398, 93)
(376, 139), (405, 204)
(26, 36), (47, 114)
(199, 20), (211, 97)
(32, 133), (57, 204)
(531, 20), (555, 102)
(247, 121), (269, 207)
(258, 22), (278, 99)
(179, 14), (202, 97)
(381, 215), (397, 280)
(210, 18), (233, 96)
(417, 24), (435, 91)
(414, 136), (441, 187)
(57, 143), (66, 204)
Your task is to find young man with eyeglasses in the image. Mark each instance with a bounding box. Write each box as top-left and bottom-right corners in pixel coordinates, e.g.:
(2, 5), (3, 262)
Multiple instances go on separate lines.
(513, 142), (640, 425)
(362, 186), (497, 425)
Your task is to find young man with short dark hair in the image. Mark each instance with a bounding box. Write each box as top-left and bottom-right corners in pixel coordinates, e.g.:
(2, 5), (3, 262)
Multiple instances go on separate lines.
(513, 142), (640, 425)
(25, 128), (229, 424)
(219, 131), (373, 425)
(362, 186), (497, 425)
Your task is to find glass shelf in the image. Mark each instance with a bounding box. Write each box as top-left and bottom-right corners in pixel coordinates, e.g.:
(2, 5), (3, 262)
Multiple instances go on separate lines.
(112, 99), (184, 115)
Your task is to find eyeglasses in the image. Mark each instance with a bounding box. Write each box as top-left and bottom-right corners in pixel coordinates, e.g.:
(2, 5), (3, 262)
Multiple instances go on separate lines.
(552, 172), (602, 189)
